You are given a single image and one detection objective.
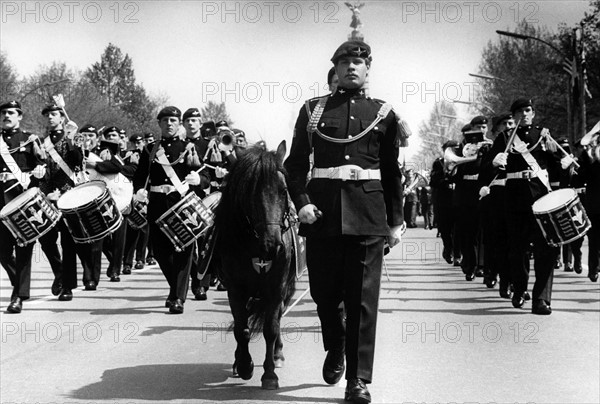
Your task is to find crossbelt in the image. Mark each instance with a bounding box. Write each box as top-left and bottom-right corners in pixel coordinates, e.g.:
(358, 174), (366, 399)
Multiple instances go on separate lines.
(150, 184), (177, 194)
(462, 174), (479, 180)
(311, 165), (380, 181)
(506, 170), (537, 180)
(0, 172), (16, 182)
(490, 178), (506, 187)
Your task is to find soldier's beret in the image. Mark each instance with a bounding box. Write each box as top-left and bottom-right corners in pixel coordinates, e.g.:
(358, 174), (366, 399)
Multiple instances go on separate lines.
(331, 40), (372, 64)
(510, 98), (533, 113)
(119, 128), (127, 136)
(0, 100), (22, 114)
(182, 108), (202, 121)
(491, 113), (512, 130)
(79, 124), (97, 134)
(463, 130), (484, 144)
(157, 106), (181, 120)
(201, 121), (217, 138)
(103, 126), (120, 136)
(144, 132), (155, 139)
(41, 104), (64, 116)
(215, 120), (229, 130)
(470, 115), (488, 126)
(461, 124), (472, 133)
(130, 134), (144, 143)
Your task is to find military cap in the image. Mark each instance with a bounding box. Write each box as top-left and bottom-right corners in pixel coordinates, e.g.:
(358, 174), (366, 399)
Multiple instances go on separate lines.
(0, 100), (22, 114)
(119, 128), (127, 136)
(442, 140), (459, 150)
(470, 116), (488, 126)
(41, 104), (64, 116)
(232, 128), (245, 137)
(157, 106), (181, 120)
(201, 121), (217, 138)
(460, 124), (472, 133)
(182, 108), (202, 121)
(144, 132), (155, 139)
(463, 130), (484, 144)
(103, 126), (120, 136)
(215, 120), (229, 130)
(331, 40), (372, 64)
(491, 113), (512, 130)
(130, 134), (144, 143)
(79, 124), (97, 134)
(510, 98), (533, 113)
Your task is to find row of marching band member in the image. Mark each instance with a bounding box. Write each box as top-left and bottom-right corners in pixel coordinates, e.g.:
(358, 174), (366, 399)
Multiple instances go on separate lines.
(430, 97), (599, 315)
(0, 99), (246, 314)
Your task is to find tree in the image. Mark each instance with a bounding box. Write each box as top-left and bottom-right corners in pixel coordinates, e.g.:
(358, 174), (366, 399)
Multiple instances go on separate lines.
(410, 101), (464, 173)
(0, 52), (19, 101)
(201, 100), (232, 124)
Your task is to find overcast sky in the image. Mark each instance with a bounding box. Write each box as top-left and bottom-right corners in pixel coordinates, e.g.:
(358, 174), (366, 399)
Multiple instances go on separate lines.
(0, 0), (592, 158)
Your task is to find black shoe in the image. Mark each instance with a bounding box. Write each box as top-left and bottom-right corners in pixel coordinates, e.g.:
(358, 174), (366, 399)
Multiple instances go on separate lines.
(146, 257), (156, 265)
(84, 281), (97, 291)
(345, 378), (371, 404)
(165, 299), (174, 308)
(523, 291), (531, 301)
(475, 268), (485, 277)
(195, 287), (208, 301)
(574, 262), (582, 274)
(322, 348), (345, 385)
(442, 249), (452, 264)
(7, 297), (22, 313)
(589, 272), (599, 282)
(51, 279), (62, 296)
(453, 259), (461, 267)
(554, 259), (562, 269)
(532, 299), (552, 315)
(216, 282), (227, 291)
(564, 264), (573, 272)
(134, 260), (145, 270)
(484, 277), (497, 288)
(499, 288), (512, 299)
(465, 272), (475, 281)
(169, 299), (184, 314)
(59, 289), (73, 301)
(122, 265), (132, 275)
(512, 294), (525, 308)
(110, 275), (121, 282)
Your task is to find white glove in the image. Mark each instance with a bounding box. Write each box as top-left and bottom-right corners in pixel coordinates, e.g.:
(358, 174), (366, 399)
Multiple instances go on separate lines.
(387, 224), (404, 248)
(135, 189), (148, 203)
(47, 189), (61, 201)
(298, 204), (320, 224)
(479, 186), (490, 198)
(492, 153), (507, 167)
(561, 154), (575, 170)
(185, 171), (201, 186)
(215, 166), (228, 179)
(130, 153), (140, 165)
(31, 165), (46, 179)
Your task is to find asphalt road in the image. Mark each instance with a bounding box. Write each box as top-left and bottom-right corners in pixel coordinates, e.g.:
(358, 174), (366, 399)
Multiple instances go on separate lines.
(1, 220), (599, 404)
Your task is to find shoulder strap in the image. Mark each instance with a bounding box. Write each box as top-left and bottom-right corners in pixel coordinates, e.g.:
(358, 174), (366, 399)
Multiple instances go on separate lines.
(155, 146), (189, 196)
(43, 137), (78, 184)
(0, 136), (31, 188)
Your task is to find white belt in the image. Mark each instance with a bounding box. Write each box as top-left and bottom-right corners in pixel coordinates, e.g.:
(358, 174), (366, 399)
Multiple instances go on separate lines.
(575, 187), (586, 194)
(550, 181), (560, 187)
(311, 165), (380, 181)
(150, 184), (177, 194)
(462, 174), (479, 180)
(506, 170), (536, 180)
(0, 172), (16, 182)
(490, 178), (506, 187)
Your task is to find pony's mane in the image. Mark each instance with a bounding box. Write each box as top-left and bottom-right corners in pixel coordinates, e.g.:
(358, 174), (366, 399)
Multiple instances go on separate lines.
(214, 145), (285, 239)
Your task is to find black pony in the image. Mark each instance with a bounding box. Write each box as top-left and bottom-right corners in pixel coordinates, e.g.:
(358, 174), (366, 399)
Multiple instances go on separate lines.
(213, 140), (296, 389)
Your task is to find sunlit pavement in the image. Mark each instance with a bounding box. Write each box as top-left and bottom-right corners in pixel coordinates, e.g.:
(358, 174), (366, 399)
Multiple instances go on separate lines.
(1, 220), (598, 404)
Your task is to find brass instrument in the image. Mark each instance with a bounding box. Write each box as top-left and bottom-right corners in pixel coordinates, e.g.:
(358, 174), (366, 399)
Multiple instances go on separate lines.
(444, 139), (492, 174)
(218, 129), (234, 152)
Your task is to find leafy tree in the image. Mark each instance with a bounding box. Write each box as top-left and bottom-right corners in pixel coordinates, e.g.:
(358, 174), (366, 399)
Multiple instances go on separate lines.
(0, 52), (19, 101)
(201, 100), (232, 124)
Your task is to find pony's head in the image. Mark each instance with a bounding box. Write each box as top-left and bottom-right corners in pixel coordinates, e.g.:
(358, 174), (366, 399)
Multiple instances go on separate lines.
(215, 140), (290, 261)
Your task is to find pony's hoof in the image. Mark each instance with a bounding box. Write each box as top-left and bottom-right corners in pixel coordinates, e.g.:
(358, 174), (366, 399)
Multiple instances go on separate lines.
(274, 358), (285, 368)
(233, 360), (254, 380)
(261, 377), (279, 390)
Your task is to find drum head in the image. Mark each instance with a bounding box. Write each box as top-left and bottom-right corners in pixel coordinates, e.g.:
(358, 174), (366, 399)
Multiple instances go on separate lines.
(202, 192), (222, 210)
(0, 188), (39, 216)
(532, 188), (577, 214)
(57, 181), (106, 210)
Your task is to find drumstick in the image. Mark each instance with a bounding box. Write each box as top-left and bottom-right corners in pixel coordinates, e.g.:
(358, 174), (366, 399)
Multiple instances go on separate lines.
(180, 163), (218, 187)
(544, 134), (580, 169)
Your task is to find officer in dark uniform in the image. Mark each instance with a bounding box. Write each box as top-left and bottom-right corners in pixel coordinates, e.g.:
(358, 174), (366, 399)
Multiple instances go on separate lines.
(0, 101), (46, 313)
(142, 132), (157, 266)
(485, 98), (563, 314)
(133, 106), (210, 313)
(284, 40), (405, 404)
(430, 140), (459, 264)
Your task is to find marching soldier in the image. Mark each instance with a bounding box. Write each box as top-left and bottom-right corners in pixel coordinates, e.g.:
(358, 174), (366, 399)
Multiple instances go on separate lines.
(485, 98), (564, 314)
(143, 132), (157, 266)
(284, 40), (405, 404)
(133, 106), (210, 313)
(0, 101), (46, 313)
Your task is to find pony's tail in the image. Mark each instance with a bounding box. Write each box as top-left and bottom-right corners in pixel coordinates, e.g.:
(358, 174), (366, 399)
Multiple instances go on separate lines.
(246, 297), (269, 336)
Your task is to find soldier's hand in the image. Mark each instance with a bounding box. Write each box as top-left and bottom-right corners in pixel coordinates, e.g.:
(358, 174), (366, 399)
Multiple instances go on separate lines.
(31, 164), (46, 179)
(47, 189), (61, 201)
(492, 152), (507, 167)
(130, 153), (140, 165)
(561, 154), (576, 170)
(215, 166), (228, 179)
(185, 171), (201, 185)
(387, 223), (405, 248)
(135, 189), (148, 203)
(298, 204), (320, 224)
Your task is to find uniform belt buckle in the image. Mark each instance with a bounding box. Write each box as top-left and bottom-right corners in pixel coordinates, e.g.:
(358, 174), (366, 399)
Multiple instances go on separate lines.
(0, 172), (11, 182)
(522, 171), (532, 179)
(347, 168), (359, 181)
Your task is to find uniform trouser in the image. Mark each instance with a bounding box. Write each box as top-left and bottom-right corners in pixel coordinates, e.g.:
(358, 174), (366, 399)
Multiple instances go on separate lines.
(102, 219), (127, 277)
(506, 209), (559, 303)
(422, 203), (433, 228)
(306, 235), (383, 384)
(485, 202), (510, 285)
(124, 222), (150, 266)
(588, 213), (600, 277)
(434, 202), (454, 259)
(456, 205), (478, 275)
(82, 240), (103, 285)
(0, 221), (34, 299)
(562, 237), (584, 267)
(55, 220), (82, 291)
(190, 239), (211, 292)
(38, 225), (63, 285)
(404, 201), (417, 227)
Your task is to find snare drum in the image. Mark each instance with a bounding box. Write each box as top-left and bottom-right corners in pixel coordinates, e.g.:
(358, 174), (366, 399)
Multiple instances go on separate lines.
(532, 188), (591, 247)
(57, 181), (122, 243)
(127, 200), (147, 229)
(0, 188), (61, 246)
(157, 191), (221, 252)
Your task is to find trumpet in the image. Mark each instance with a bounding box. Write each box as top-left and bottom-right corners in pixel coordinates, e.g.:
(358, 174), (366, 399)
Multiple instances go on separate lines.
(218, 129), (234, 152)
(444, 139), (492, 174)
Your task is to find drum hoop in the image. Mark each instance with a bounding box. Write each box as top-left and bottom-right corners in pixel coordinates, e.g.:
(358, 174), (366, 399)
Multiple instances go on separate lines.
(0, 188), (41, 217)
(532, 189), (578, 215)
(58, 183), (111, 213)
(70, 212), (123, 243)
(19, 212), (63, 245)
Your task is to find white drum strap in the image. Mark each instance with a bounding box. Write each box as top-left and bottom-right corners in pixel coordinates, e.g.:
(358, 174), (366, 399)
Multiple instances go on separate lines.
(513, 134), (551, 192)
(0, 136), (31, 189)
(43, 137), (78, 184)
(155, 146), (189, 196)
